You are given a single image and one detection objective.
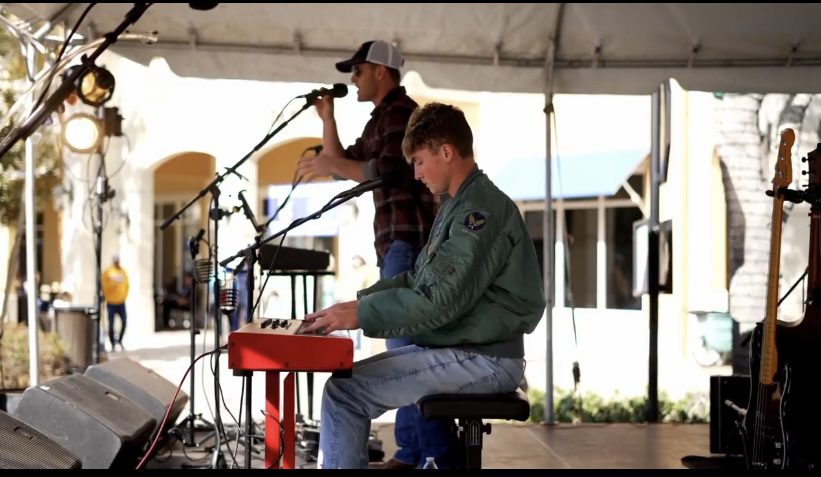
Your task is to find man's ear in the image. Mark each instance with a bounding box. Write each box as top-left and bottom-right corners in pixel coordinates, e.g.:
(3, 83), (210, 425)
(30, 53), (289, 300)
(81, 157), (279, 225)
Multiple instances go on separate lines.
(441, 144), (455, 162)
(375, 64), (387, 80)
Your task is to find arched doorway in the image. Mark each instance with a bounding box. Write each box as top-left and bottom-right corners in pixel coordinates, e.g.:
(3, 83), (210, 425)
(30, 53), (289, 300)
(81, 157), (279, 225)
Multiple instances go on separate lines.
(153, 152), (215, 330)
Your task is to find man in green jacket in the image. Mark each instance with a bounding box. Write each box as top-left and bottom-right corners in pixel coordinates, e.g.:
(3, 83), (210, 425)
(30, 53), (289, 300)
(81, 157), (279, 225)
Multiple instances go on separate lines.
(302, 102), (546, 469)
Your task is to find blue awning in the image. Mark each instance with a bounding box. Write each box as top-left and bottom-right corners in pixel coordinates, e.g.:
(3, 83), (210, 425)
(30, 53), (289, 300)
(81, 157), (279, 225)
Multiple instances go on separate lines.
(489, 149), (647, 201)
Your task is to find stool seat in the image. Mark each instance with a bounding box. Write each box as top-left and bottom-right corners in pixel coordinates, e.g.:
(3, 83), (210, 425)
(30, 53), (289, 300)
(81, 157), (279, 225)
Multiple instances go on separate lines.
(416, 390), (531, 469)
(417, 390), (530, 421)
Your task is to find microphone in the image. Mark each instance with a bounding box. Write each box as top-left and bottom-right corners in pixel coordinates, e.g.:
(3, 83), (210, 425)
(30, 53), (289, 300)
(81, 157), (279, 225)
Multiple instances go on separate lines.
(194, 258), (213, 284)
(238, 190), (263, 233)
(219, 283), (238, 315)
(188, 2), (219, 10)
(189, 228), (205, 260)
(302, 83), (348, 102)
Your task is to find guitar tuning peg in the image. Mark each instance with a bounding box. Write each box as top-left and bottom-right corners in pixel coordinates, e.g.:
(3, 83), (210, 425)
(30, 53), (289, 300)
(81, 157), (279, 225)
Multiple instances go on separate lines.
(802, 157), (808, 162)
(802, 170), (808, 175)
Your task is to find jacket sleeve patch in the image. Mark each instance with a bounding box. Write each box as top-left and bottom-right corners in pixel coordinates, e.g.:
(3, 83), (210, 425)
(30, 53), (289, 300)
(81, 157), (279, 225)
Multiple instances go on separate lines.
(464, 211), (487, 231)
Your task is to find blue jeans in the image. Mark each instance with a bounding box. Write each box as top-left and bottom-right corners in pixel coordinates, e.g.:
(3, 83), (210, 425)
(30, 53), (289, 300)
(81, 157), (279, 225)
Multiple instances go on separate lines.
(317, 345), (525, 468)
(106, 303), (127, 347)
(379, 240), (457, 467)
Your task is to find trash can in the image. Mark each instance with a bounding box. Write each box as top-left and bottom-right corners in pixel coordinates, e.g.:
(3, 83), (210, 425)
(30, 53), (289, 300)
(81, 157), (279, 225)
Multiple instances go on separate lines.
(53, 305), (95, 371)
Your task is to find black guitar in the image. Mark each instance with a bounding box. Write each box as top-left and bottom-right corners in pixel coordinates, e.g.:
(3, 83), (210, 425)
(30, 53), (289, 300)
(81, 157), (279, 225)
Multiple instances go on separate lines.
(742, 128), (794, 470)
(759, 142), (821, 470)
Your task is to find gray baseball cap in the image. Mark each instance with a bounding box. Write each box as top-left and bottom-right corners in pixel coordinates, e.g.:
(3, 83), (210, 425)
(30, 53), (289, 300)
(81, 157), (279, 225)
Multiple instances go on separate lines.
(335, 40), (405, 73)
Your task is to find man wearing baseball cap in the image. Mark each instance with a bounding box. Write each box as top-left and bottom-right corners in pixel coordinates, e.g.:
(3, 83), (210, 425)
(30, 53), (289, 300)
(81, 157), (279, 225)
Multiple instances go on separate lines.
(297, 40), (451, 469)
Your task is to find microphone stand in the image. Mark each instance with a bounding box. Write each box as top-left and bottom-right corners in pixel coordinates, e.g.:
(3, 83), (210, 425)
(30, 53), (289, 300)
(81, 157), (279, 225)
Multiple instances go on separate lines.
(234, 194), (266, 466)
(178, 233), (217, 454)
(159, 97), (314, 470)
(220, 180), (379, 469)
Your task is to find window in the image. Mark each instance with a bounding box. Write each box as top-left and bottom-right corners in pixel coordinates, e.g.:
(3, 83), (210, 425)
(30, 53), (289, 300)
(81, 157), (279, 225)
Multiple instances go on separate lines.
(524, 210), (555, 277)
(606, 206), (643, 309)
(564, 209), (597, 308)
(519, 198), (644, 311)
(153, 201), (201, 298)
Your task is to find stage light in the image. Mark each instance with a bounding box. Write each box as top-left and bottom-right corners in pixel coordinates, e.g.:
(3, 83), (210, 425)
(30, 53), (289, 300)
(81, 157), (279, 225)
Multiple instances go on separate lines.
(75, 66), (115, 107)
(61, 64), (116, 107)
(62, 112), (102, 153)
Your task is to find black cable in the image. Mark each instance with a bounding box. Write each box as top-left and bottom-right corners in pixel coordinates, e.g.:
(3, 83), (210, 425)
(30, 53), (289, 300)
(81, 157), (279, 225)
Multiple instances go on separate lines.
(106, 133), (131, 178)
(224, 376), (245, 468)
(135, 344), (226, 469)
(268, 96), (299, 136)
(550, 107), (583, 420)
(259, 409), (286, 465)
(29, 3), (97, 114)
(250, 232), (288, 320)
(251, 148), (318, 319)
(208, 348), (238, 469)
(778, 266), (808, 307)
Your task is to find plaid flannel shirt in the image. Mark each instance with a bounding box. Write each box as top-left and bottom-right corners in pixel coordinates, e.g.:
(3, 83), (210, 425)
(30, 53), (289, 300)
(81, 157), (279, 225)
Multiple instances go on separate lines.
(344, 86), (437, 263)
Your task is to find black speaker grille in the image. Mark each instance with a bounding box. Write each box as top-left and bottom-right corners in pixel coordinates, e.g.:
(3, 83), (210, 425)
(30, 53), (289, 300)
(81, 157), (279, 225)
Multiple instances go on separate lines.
(45, 375), (154, 440)
(0, 411), (81, 469)
(85, 358), (188, 431)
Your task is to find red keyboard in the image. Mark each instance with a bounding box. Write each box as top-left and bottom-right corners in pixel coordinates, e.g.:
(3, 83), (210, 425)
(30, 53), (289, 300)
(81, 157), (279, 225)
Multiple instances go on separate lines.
(228, 319), (353, 374)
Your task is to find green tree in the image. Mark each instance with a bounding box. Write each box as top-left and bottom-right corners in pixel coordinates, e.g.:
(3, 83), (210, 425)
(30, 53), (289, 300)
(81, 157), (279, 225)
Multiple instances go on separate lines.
(0, 26), (64, 323)
(0, 27), (63, 225)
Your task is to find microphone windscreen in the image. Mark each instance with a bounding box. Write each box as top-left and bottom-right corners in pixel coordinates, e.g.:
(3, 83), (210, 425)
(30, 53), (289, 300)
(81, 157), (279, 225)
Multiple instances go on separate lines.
(331, 83), (348, 98)
(194, 259), (213, 283)
(189, 2), (219, 10)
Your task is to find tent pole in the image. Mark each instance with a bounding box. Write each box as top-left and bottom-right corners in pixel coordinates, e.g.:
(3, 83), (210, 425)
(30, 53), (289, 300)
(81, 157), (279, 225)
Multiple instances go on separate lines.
(543, 94), (554, 425)
(23, 41), (40, 386)
(647, 85), (662, 422)
(542, 3), (564, 426)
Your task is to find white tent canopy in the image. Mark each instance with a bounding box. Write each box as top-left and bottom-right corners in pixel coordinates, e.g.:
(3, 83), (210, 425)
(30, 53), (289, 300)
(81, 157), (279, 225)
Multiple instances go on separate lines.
(4, 2), (821, 417)
(5, 2), (821, 94)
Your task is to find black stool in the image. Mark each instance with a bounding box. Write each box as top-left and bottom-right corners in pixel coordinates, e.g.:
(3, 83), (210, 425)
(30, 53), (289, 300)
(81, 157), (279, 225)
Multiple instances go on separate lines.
(417, 391), (530, 469)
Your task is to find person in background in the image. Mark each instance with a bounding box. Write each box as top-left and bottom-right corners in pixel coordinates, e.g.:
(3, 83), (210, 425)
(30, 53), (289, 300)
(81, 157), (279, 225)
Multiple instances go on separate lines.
(101, 253), (129, 351)
(162, 272), (194, 329)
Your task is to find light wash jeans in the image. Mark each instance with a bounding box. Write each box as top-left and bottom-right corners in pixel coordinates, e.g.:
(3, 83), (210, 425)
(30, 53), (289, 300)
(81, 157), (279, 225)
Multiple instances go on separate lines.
(317, 344), (525, 469)
(380, 239), (457, 467)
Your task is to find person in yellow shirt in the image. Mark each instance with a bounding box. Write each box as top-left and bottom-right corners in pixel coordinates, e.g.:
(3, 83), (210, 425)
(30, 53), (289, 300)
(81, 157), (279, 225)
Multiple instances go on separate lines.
(102, 253), (129, 351)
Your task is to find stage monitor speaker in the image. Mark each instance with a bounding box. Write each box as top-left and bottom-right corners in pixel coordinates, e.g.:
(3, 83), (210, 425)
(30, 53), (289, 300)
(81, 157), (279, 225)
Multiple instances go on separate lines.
(709, 374), (749, 455)
(12, 374), (156, 469)
(0, 411), (82, 469)
(85, 358), (188, 436)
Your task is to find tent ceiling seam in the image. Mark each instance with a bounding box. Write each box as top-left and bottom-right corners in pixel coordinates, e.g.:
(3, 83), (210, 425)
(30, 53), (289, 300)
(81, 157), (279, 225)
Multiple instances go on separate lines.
(110, 40), (821, 70)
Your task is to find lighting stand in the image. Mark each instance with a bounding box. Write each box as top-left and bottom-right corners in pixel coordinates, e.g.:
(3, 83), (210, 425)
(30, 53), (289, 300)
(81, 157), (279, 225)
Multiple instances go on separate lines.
(91, 136), (116, 364)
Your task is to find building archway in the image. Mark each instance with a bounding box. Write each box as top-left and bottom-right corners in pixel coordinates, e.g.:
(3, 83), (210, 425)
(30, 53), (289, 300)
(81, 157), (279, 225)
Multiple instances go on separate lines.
(153, 151), (215, 330)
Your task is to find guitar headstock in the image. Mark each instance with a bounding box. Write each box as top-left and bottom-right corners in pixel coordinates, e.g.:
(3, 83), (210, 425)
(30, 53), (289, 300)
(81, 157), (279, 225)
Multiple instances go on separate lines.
(805, 143), (821, 187)
(773, 128), (794, 189)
